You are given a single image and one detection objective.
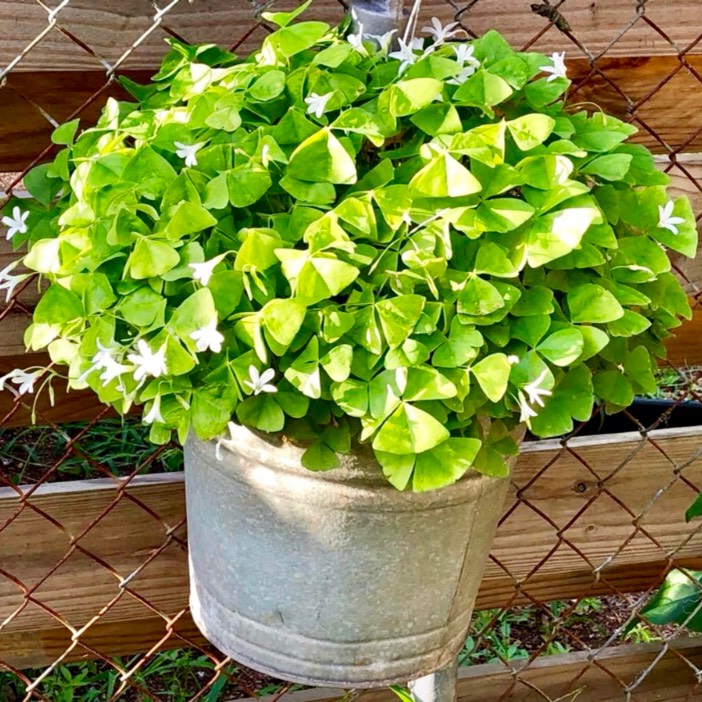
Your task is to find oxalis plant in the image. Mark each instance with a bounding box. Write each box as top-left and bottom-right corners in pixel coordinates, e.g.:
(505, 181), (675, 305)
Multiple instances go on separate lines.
(0, 3), (697, 491)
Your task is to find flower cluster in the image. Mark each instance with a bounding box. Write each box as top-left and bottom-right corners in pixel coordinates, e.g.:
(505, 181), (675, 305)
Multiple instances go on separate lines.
(1, 10), (696, 491)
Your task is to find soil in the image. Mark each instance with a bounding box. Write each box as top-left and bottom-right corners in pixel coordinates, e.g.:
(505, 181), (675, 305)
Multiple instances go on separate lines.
(511, 595), (633, 653)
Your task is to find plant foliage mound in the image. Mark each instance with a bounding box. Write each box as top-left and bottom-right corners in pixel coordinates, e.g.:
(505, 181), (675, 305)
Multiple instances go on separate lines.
(2, 5), (697, 491)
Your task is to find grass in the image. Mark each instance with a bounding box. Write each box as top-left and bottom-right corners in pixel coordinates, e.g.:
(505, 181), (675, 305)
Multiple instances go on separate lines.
(459, 597), (661, 668)
(0, 648), (298, 702)
(0, 418), (183, 485)
(649, 366), (702, 401)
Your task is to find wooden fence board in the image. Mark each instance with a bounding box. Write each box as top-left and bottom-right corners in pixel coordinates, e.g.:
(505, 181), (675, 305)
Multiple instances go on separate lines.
(1, 0), (700, 76)
(2, 426), (702, 668)
(241, 639), (702, 702)
(0, 70), (149, 173)
(2, 56), (702, 168)
(569, 56), (702, 155)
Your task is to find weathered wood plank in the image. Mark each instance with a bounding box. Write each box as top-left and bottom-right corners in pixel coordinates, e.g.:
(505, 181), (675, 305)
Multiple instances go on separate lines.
(2, 57), (702, 169)
(242, 639), (702, 702)
(569, 56), (702, 155)
(0, 70), (150, 173)
(1, 0), (700, 76)
(666, 306), (702, 367)
(0, 474), (193, 668)
(0, 374), (118, 428)
(2, 426), (702, 668)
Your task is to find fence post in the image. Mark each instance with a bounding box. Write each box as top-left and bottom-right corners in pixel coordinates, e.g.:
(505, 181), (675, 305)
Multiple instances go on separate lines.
(350, 0), (405, 37)
(408, 658), (458, 702)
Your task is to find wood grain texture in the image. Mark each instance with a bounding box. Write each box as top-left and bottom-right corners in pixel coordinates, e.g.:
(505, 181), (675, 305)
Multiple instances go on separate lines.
(3, 426), (702, 668)
(569, 56), (702, 155)
(242, 639), (702, 702)
(665, 306), (702, 367)
(3, 56), (702, 169)
(0, 474), (194, 668)
(1, 0), (700, 75)
(0, 70), (150, 172)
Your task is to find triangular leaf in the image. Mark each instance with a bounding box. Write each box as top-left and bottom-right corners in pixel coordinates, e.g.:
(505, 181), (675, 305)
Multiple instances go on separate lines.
(410, 154), (482, 198)
(287, 128), (357, 185)
(372, 402), (450, 455)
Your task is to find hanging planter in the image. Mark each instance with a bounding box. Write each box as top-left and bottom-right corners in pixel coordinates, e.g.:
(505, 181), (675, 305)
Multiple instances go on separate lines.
(2, 0), (697, 689)
(186, 424), (523, 686)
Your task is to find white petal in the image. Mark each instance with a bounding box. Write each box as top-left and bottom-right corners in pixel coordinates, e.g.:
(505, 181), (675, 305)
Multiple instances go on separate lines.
(259, 368), (275, 385)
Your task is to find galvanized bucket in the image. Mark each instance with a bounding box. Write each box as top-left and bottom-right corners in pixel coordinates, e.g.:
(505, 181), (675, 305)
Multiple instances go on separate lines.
(185, 424), (515, 688)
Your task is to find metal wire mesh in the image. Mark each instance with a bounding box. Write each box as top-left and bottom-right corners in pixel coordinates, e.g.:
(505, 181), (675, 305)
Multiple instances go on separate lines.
(2, 1), (702, 700)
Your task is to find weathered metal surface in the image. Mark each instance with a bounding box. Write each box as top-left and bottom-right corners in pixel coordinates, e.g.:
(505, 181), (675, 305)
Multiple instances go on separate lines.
(185, 425), (517, 688)
(350, 0), (405, 37)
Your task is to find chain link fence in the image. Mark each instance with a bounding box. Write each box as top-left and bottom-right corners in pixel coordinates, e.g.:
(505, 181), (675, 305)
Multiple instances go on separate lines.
(2, 1), (702, 700)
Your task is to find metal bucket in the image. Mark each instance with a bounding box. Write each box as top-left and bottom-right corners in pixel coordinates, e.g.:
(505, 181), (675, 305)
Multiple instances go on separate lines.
(185, 424), (515, 688)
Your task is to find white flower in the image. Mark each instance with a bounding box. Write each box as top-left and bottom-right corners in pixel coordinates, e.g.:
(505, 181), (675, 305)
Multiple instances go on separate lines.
(174, 141), (205, 168)
(367, 29), (397, 54)
(2, 206), (29, 240)
(410, 37), (425, 51)
(453, 44), (479, 68)
(260, 144), (271, 168)
(422, 17), (461, 45)
(347, 26), (368, 56)
(449, 45), (480, 85)
(189, 255), (224, 287)
(389, 38), (420, 74)
(304, 92), (333, 119)
(91, 340), (117, 368)
(507, 355), (520, 365)
(523, 369), (552, 408)
(100, 356), (131, 386)
(80, 341), (130, 385)
(143, 396), (164, 425)
(517, 390), (538, 423)
(127, 340), (167, 383)
(244, 365), (277, 395)
(0, 368), (42, 395)
(658, 200), (685, 235)
(447, 64), (479, 86)
(540, 51), (568, 82)
(0, 261), (28, 302)
(190, 319), (224, 353)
